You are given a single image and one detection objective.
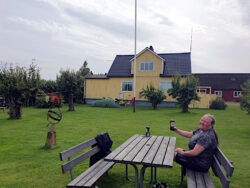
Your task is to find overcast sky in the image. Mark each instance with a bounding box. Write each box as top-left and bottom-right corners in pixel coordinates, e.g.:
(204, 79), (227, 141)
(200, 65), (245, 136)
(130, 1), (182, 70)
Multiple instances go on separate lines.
(0, 0), (250, 80)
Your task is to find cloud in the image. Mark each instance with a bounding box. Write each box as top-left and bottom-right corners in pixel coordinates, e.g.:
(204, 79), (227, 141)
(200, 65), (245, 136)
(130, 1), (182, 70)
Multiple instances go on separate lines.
(64, 7), (134, 39)
(238, 0), (250, 26)
(0, 0), (250, 80)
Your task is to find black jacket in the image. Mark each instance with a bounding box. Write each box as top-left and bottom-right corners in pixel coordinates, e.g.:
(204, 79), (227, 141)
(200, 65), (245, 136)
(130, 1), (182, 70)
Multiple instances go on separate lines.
(90, 133), (113, 166)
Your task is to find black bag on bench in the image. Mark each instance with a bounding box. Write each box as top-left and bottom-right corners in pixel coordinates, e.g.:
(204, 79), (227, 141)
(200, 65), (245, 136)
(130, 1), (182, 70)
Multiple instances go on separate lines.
(90, 132), (113, 166)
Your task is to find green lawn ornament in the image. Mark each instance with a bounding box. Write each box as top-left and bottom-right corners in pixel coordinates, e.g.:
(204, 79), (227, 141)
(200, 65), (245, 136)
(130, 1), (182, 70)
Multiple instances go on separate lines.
(45, 108), (62, 149)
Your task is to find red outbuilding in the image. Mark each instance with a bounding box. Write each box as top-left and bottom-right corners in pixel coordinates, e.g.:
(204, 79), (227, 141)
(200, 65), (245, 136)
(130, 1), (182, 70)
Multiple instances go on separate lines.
(194, 73), (250, 102)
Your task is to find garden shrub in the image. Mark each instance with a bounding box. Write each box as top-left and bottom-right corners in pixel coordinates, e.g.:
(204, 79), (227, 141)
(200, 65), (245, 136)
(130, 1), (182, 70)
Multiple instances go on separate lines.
(92, 99), (120, 108)
(210, 97), (227, 110)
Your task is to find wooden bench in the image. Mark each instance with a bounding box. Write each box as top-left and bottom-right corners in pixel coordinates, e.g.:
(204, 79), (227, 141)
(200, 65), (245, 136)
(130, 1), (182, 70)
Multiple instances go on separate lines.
(59, 137), (115, 188)
(181, 147), (234, 188)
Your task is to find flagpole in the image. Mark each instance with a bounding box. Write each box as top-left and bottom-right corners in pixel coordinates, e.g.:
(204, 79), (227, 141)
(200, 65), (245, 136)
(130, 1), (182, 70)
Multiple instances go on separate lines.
(190, 26), (193, 52)
(133, 0), (137, 112)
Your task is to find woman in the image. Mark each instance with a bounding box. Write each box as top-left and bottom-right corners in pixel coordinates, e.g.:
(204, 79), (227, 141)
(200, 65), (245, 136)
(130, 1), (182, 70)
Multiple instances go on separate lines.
(173, 114), (219, 172)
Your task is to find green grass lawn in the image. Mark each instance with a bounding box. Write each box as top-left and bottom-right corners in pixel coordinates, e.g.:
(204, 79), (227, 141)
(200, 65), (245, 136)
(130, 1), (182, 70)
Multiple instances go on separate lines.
(0, 104), (249, 188)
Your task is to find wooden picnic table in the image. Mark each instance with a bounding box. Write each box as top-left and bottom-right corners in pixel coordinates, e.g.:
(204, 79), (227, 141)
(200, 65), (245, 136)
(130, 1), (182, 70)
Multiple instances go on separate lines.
(105, 134), (176, 188)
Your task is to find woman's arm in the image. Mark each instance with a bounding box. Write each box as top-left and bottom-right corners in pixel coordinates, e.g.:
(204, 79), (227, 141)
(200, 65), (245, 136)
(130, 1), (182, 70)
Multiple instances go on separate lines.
(174, 127), (193, 138)
(176, 144), (205, 157)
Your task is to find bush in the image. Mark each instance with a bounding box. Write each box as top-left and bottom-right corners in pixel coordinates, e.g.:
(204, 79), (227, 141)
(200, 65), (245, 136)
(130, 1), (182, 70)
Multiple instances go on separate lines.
(92, 99), (120, 108)
(210, 97), (227, 110)
(240, 79), (250, 114)
(36, 98), (63, 108)
(141, 84), (166, 110)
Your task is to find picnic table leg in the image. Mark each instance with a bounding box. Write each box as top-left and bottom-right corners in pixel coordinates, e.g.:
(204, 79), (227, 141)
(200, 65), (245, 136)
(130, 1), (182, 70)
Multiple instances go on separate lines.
(149, 167), (153, 184)
(139, 166), (147, 188)
(130, 164), (139, 188)
(154, 167), (157, 183)
(126, 164), (130, 181)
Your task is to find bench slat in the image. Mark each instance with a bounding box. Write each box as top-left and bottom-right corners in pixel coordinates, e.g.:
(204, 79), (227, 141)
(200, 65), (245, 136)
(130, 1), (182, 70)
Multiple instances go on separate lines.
(163, 137), (176, 167)
(67, 159), (104, 187)
(67, 159), (114, 188)
(203, 171), (215, 188)
(84, 161), (114, 187)
(212, 156), (230, 188)
(195, 172), (207, 188)
(214, 148), (234, 177)
(60, 138), (97, 161)
(62, 146), (100, 173)
(187, 169), (196, 188)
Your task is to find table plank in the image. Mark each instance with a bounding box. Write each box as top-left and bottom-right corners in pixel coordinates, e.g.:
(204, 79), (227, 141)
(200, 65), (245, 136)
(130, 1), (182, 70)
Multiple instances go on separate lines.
(123, 136), (151, 163)
(162, 137), (176, 167)
(113, 135), (144, 161)
(132, 136), (157, 164)
(152, 137), (170, 166)
(105, 135), (139, 161)
(142, 136), (163, 165)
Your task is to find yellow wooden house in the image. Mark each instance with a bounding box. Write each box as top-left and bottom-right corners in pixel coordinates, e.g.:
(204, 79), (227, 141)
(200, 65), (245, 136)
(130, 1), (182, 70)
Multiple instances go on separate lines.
(85, 46), (195, 107)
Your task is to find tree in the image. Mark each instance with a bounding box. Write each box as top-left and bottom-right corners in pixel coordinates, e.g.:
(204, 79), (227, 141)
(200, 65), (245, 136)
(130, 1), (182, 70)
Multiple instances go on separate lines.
(23, 63), (41, 106)
(56, 69), (78, 111)
(240, 79), (250, 114)
(168, 74), (199, 113)
(40, 79), (58, 93)
(76, 60), (92, 102)
(79, 60), (91, 76)
(141, 84), (166, 109)
(0, 65), (25, 119)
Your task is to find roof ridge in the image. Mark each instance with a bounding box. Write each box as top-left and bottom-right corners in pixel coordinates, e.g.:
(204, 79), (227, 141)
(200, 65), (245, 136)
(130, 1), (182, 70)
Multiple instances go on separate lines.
(159, 52), (191, 55)
(116, 52), (191, 56)
(193, 73), (250, 75)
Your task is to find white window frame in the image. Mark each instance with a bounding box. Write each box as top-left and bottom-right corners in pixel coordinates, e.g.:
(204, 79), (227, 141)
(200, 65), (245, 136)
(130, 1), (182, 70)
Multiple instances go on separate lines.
(121, 81), (133, 92)
(214, 91), (222, 97)
(139, 62), (154, 72)
(159, 81), (172, 93)
(233, 91), (241, 98)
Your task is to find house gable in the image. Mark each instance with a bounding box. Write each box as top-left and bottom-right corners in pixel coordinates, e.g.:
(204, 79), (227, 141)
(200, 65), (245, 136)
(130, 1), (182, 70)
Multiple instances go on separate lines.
(107, 46), (191, 78)
(130, 48), (165, 76)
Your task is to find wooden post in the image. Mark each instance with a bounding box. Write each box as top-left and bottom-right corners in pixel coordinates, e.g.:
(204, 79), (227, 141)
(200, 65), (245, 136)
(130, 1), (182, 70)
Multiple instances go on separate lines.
(45, 124), (56, 149)
(45, 131), (56, 149)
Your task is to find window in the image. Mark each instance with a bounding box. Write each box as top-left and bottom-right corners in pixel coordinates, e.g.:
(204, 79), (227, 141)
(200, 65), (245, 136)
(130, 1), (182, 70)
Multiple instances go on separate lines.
(122, 82), (133, 92)
(159, 82), (172, 93)
(233, 91), (241, 98)
(214, 91), (222, 97)
(140, 62), (154, 72)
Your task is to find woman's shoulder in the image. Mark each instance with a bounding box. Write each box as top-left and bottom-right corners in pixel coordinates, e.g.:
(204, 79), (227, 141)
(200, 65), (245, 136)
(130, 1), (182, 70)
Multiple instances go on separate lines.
(193, 128), (200, 135)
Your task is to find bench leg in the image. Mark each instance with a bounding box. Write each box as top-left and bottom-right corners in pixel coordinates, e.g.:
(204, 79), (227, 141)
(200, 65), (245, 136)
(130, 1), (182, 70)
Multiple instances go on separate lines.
(180, 167), (186, 186)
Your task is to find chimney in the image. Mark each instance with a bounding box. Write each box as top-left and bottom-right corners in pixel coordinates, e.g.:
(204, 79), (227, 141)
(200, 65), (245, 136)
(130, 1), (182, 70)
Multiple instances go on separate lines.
(149, 45), (154, 51)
